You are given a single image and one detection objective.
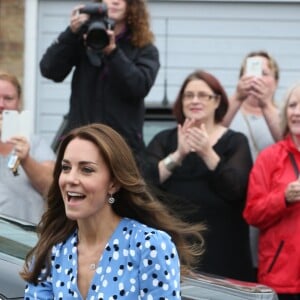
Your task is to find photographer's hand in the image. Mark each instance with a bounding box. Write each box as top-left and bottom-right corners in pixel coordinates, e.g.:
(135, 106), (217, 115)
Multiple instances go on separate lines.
(70, 5), (89, 33)
(102, 29), (117, 55)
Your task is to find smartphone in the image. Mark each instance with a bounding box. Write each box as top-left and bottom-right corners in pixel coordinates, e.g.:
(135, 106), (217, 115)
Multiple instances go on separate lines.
(245, 57), (263, 77)
(1, 110), (32, 142)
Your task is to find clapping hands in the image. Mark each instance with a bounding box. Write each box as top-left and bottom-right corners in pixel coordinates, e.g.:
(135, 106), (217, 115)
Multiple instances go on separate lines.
(177, 118), (211, 158)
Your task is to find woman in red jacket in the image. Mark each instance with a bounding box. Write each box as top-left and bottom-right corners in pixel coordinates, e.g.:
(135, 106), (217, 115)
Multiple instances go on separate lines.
(244, 81), (300, 300)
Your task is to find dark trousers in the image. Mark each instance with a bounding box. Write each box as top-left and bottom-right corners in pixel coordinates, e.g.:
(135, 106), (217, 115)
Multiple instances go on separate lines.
(278, 294), (300, 300)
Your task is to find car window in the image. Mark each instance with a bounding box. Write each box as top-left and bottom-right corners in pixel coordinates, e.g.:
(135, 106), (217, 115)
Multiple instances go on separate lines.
(0, 218), (37, 260)
(144, 106), (176, 145)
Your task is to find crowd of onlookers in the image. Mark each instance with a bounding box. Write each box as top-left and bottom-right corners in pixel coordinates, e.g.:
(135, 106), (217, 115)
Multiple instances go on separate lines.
(1, 0), (300, 299)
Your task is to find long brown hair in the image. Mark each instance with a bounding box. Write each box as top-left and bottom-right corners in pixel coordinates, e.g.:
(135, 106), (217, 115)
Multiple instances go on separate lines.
(21, 123), (204, 283)
(95, 0), (154, 47)
(125, 0), (154, 47)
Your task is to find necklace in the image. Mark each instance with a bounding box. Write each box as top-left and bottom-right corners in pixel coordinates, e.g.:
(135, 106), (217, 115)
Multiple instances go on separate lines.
(77, 232), (101, 271)
(241, 112), (260, 157)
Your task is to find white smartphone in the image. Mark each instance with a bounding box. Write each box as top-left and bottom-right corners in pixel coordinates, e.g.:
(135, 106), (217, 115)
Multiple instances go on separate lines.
(245, 57), (263, 77)
(1, 110), (32, 142)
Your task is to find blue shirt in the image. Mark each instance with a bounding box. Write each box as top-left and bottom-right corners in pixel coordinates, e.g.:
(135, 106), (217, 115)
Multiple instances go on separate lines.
(24, 218), (181, 299)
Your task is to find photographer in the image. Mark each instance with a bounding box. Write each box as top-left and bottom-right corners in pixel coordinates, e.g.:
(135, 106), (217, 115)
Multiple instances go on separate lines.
(40, 0), (160, 171)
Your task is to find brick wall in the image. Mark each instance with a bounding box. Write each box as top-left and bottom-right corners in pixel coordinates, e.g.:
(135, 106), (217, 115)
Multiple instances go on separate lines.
(0, 0), (24, 84)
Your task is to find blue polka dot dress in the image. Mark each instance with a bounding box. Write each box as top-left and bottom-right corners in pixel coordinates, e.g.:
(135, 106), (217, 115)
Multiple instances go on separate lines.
(24, 218), (181, 299)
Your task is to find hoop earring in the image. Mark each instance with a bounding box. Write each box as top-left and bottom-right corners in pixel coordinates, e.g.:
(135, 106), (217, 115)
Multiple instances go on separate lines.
(108, 194), (115, 204)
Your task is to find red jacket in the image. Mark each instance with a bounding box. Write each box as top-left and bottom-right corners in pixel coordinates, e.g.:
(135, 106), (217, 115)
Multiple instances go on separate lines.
(243, 135), (300, 294)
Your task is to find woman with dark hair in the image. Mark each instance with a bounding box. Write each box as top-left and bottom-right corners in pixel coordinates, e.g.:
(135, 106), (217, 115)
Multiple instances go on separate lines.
(21, 123), (204, 299)
(146, 70), (254, 281)
(40, 0), (160, 169)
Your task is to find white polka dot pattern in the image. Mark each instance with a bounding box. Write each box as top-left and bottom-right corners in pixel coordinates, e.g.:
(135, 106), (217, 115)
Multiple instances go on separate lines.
(24, 218), (181, 299)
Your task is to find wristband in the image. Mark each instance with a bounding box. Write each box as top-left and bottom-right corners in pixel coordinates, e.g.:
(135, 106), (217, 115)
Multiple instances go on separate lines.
(163, 154), (181, 172)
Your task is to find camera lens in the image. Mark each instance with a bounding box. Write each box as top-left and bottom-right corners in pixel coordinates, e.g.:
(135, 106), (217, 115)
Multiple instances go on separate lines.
(86, 22), (109, 51)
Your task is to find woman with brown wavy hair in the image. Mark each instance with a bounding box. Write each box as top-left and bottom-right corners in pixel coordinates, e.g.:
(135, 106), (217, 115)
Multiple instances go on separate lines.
(40, 0), (160, 173)
(124, 0), (154, 47)
(21, 123), (204, 299)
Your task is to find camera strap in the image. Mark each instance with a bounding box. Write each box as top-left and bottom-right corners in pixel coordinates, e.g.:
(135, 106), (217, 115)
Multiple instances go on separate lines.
(86, 47), (103, 67)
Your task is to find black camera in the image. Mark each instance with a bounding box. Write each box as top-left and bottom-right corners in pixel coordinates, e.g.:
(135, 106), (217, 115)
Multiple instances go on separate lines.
(79, 3), (115, 52)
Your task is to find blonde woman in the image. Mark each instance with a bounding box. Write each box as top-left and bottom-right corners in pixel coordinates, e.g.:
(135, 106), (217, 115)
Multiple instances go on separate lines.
(223, 51), (281, 276)
(244, 82), (300, 299)
(0, 71), (55, 223)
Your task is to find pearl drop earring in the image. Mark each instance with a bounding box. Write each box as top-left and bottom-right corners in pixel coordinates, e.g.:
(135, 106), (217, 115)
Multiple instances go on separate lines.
(108, 194), (115, 204)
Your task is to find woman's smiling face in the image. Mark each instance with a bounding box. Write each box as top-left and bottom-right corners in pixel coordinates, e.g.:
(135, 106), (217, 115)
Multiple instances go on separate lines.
(182, 79), (220, 123)
(59, 137), (117, 221)
(103, 0), (127, 24)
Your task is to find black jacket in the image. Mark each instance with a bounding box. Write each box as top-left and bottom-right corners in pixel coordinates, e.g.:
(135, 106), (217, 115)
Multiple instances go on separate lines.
(40, 27), (160, 156)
